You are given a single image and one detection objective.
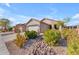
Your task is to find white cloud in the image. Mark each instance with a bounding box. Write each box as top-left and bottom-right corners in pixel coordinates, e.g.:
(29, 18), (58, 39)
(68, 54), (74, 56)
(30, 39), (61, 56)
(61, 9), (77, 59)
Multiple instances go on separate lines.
(0, 7), (11, 18)
(72, 13), (79, 19)
(0, 7), (58, 26)
(5, 3), (11, 7)
(16, 15), (28, 19)
(66, 13), (79, 26)
(0, 8), (7, 18)
(8, 15), (34, 26)
(16, 15), (35, 23)
(0, 8), (31, 25)
(0, 3), (11, 7)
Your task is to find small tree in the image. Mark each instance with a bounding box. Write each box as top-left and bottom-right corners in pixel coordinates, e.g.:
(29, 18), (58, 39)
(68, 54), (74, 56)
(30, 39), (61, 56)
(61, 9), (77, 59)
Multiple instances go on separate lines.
(0, 18), (11, 32)
(63, 17), (71, 23)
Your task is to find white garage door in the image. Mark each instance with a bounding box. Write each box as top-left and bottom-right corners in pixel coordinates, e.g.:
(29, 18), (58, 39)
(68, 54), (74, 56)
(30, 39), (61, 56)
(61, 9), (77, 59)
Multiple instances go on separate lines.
(28, 26), (39, 32)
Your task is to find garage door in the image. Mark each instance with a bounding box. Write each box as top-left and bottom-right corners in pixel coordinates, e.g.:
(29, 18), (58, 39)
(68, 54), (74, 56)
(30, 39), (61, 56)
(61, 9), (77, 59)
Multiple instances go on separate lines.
(28, 26), (39, 32)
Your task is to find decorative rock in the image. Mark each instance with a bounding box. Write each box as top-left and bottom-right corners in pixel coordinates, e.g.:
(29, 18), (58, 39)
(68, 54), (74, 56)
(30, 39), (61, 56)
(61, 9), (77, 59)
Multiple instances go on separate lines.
(6, 38), (67, 55)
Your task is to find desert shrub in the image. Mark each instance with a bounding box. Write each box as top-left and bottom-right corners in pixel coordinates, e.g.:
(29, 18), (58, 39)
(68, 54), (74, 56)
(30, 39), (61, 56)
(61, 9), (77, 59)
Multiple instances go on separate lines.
(61, 29), (79, 54)
(43, 29), (61, 46)
(67, 29), (79, 55)
(14, 33), (27, 48)
(25, 30), (37, 39)
(61, 29), (75, 40)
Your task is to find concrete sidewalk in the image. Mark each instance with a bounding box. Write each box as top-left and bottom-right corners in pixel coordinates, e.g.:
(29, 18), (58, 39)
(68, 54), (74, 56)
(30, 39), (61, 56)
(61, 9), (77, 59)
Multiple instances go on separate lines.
(0, 35), (9, 55)
(0, 32), (25, 55)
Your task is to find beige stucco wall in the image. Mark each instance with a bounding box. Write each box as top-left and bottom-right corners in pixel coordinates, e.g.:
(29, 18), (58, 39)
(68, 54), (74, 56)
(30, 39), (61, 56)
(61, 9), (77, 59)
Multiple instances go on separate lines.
(42, 19), (56, 29)
(40, 23), (50, 33)
(26, 20), (40, 32)
(19, 26), (26, 32)
(26, 19), (56, 33)
(26, 20), (40, 26)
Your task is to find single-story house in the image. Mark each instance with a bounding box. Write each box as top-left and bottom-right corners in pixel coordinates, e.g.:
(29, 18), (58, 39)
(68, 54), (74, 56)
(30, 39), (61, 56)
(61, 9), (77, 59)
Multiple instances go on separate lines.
(25, 18), (60, 33)
(26, 18), (50, 33)
(0, 25), (8, 32)
(13, 24), (26, 33)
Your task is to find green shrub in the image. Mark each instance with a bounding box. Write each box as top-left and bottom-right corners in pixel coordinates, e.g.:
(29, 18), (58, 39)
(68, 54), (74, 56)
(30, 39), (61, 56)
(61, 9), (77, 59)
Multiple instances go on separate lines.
(43, 29), (61, 46)
(24, 31), (30, 37)
(25, 30), (37, 39)
(67, 29), (79, 55)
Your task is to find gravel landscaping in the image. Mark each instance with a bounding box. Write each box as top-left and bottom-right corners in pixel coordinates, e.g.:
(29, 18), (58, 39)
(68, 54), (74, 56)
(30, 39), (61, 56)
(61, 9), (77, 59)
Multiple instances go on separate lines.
(6, 37), (67, 55)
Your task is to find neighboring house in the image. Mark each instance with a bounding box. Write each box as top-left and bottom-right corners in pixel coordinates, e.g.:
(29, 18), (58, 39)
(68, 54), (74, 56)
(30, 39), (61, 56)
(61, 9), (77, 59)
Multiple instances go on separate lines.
(0, 19), (10, 32)
(13, 24), (26, 33)
(64, 25), (79, 34)
(26, 18), (50, 33)
(0, 25), (8, 32)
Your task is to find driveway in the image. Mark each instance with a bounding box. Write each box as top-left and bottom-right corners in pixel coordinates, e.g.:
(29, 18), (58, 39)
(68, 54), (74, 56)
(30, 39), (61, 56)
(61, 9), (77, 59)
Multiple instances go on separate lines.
(0, 35), (9, 55)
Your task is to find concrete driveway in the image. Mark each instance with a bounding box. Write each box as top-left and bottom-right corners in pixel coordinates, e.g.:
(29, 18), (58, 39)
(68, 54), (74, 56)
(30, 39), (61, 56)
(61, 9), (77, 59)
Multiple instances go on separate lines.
(0, 32), (16, 55)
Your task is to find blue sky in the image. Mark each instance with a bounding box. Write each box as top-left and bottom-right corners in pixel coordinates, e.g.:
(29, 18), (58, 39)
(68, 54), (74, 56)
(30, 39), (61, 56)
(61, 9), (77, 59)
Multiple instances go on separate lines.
(0, 3), (79, 26)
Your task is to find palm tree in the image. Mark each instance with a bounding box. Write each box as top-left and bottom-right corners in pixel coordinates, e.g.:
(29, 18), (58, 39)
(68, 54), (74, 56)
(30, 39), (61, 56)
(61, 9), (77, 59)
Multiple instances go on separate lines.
(63, 17), (71, 23)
